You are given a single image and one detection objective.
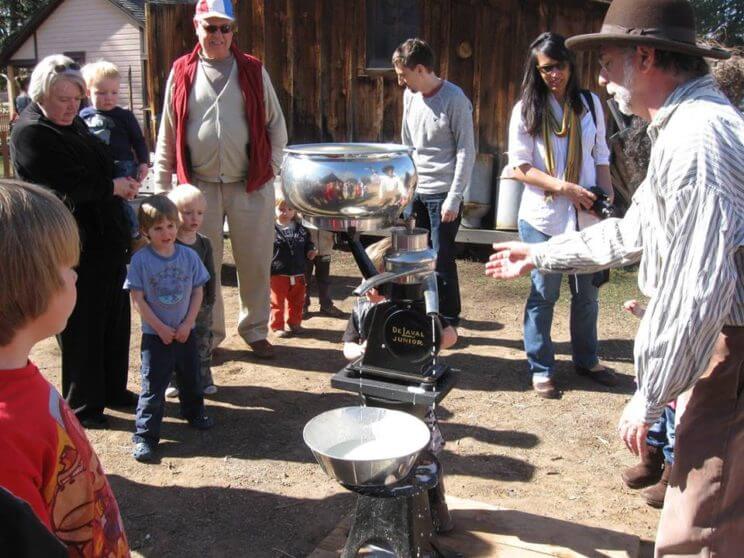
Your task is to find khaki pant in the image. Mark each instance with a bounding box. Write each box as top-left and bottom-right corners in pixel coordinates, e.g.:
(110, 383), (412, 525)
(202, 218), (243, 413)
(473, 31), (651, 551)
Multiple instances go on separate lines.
(309, 229), (334, 257)
(194, 179), (275, 346)
(656, 326), (744, 557)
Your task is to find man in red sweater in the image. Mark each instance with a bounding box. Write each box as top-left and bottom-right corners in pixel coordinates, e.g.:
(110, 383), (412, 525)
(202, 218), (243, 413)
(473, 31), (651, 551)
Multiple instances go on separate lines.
(0, 181), (129, 557)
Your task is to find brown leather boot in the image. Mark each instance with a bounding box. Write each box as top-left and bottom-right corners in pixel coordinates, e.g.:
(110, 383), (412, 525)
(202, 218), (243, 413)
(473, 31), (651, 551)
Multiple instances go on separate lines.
(621, 445), (664, 489)
(641, 462), (672, 509)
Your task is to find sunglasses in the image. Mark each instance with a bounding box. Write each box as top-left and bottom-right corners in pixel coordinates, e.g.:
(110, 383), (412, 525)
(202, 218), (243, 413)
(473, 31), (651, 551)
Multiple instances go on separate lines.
(201, 23), (234, 34)
(54, 62), (81, 73)
(537, 61), (567, 75)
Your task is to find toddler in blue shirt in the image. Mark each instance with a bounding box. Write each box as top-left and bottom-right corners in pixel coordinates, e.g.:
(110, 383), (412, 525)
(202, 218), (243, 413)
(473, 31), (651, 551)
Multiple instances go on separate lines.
(81, 61), (149, 244)
(125, 195), (213, 463)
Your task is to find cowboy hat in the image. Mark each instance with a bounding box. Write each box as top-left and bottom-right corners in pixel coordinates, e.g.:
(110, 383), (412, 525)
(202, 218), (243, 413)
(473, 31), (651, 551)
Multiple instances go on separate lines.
(566, 0), (730, 60)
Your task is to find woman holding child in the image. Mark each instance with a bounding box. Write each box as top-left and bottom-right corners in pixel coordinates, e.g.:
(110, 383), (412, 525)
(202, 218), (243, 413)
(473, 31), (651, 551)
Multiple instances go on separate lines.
(507, 33), (614, 399)
(10, 54), (140, 428)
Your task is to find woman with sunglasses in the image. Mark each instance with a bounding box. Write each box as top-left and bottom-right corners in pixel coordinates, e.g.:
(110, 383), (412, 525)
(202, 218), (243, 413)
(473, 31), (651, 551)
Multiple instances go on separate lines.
(507, 32), (614, 399)
(10, 54), (140, 427)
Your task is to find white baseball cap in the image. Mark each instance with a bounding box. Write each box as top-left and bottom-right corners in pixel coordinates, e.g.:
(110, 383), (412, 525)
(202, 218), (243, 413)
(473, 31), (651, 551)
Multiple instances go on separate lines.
(194, 0), (235, 22)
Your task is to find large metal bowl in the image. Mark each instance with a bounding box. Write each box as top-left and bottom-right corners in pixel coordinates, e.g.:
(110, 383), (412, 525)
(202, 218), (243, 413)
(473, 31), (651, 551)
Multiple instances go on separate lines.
(281, 143), (417, 232)
(303, 406), (430, 487)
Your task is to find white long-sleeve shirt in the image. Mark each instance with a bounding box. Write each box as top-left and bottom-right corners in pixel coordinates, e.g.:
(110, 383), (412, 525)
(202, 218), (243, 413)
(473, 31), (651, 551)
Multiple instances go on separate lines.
(531, 76), (744, 424)
(508, 92), (611, 236)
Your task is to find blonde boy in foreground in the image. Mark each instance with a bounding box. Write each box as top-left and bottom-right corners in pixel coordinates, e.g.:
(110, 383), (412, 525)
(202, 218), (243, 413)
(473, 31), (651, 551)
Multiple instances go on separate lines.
(0, 180), (129, 556)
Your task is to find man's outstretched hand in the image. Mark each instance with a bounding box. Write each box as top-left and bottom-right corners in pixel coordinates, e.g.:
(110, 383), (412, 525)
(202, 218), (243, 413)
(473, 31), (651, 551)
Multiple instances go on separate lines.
(485, 242), (535, 279)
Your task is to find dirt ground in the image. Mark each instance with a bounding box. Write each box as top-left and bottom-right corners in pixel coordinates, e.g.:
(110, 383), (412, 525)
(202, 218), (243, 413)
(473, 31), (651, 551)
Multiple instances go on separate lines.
(31, 246), (659, 557)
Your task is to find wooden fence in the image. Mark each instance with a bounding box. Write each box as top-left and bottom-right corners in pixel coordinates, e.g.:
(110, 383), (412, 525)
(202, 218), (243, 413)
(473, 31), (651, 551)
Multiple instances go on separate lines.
(0, 109), (13, 178)
(146, 0), (608, 156)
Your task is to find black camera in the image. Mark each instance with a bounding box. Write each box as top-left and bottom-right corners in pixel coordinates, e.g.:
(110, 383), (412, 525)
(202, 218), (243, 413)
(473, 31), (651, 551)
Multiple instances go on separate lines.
(588, 187), (617, 219)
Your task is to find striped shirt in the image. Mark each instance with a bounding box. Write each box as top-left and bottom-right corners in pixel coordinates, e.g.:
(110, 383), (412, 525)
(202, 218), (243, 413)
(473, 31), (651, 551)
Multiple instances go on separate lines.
(531, 76), (744, 424)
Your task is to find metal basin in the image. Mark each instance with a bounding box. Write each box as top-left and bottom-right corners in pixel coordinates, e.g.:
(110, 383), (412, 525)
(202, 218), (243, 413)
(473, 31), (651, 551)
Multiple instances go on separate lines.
(303, 406), (430, 487)
(281, 143), (417, 232)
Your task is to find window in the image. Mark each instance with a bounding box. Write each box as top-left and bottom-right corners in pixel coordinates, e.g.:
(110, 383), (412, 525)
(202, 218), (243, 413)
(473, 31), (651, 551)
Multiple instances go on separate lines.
(63, 51), (86, 65)
(366, 0), (420, 69)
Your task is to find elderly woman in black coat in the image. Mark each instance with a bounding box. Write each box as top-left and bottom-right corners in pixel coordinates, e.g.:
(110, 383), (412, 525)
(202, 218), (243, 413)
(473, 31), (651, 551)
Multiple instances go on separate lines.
(10, 54), (140, 428)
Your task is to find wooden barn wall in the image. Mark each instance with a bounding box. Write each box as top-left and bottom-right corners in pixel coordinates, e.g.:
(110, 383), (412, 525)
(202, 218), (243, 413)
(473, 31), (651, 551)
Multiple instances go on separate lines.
(146, 0), (607, 158)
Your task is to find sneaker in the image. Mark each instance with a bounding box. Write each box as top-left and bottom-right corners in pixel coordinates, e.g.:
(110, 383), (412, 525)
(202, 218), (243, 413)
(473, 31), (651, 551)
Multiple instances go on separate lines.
(132, 441), (156, 462)
(187, 415), (215, 430)
(273, 329), (290, 338)
(165, 386), (179, 398)
(203, 384), (218, 395)
(288, 324), (303, 334)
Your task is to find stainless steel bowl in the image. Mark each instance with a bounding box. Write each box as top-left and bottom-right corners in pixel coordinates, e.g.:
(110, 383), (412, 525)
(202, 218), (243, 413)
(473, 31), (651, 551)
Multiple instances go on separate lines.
(303, 406), (430, 487)
(281, 143), (417, 232)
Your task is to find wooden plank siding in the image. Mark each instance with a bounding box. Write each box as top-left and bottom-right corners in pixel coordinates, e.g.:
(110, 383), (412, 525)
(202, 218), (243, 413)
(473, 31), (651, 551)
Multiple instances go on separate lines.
(146, 0), (606, 158)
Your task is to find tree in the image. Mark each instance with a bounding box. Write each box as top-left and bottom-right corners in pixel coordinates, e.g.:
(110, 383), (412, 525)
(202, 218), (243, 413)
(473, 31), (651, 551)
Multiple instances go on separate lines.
(690, 0), (744, 46)
(0, 0), (54, 51)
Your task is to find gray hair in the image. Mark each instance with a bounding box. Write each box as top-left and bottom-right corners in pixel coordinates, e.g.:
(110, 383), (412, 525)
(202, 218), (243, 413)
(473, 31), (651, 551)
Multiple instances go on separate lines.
(28, 54), (86, 103)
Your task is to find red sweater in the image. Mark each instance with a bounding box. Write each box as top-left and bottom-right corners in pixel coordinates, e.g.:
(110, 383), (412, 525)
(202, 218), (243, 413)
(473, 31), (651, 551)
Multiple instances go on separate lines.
(0, 362), (130, 556)
(171, 43), (274, 192)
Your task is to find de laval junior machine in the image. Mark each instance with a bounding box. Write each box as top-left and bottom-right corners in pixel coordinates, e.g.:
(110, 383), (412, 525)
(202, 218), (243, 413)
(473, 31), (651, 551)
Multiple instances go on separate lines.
(282, 144), (459, 557)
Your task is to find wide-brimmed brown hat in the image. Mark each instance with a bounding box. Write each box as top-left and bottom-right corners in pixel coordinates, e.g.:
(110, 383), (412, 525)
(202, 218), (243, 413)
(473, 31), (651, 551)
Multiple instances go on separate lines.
(566, 0), (730, 60)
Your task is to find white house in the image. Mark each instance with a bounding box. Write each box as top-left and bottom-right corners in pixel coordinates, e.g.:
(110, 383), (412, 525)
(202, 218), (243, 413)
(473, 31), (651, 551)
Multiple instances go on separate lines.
(0, 0), (148, 132)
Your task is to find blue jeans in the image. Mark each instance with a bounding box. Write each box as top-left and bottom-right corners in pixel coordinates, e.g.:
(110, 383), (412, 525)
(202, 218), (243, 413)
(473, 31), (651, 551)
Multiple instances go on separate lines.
(133, 333), (204, 444)
(647, 406), (676, 464)
(404, 192), (461, 324)
(518, 220), (599, 380)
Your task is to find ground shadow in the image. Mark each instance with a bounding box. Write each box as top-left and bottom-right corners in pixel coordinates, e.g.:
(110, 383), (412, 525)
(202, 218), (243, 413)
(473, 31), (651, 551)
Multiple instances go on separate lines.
(291, 324), (347, 344)
(212, 345), (347, 373)
(148, 385), (355, 464)
(458, 317), (505, 332)
(440, 450), (536, 482)
(447, 349), (636, 396)
(477, 336), (635, 364)
(454, 334), (508, 348)
(441, 423), (539, 450)
(101, 413), (137, 435)
(109, 474), (352, 557)
(110, 384), (536, 482)
(433, 506), (641, 557)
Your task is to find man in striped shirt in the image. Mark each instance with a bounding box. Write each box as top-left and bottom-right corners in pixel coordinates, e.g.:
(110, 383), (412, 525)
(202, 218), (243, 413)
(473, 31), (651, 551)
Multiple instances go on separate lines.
(486, 0), (743, 553)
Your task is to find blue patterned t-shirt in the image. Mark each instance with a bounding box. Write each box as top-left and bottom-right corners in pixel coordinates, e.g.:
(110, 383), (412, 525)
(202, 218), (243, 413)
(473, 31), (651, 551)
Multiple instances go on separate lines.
(124, 244), (210, 335)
